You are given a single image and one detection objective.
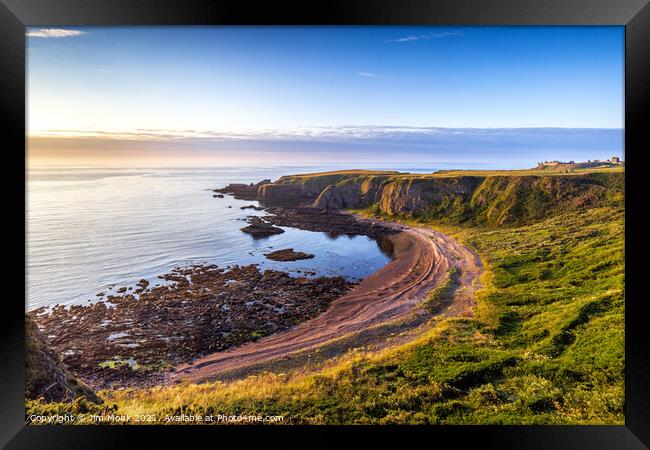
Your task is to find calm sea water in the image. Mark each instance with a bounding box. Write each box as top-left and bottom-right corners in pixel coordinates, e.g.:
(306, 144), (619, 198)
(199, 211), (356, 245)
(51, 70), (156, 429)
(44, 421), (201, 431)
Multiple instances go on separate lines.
(27, 166), (413, 310)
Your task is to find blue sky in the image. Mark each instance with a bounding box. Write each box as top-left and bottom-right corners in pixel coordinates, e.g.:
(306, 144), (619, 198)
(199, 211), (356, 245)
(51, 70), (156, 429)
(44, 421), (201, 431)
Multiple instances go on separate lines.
(27, 26), (624, 167)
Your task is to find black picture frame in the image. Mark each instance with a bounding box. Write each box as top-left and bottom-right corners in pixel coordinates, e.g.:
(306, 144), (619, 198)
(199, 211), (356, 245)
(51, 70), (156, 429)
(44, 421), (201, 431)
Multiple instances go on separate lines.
(2, 0), (648, 448)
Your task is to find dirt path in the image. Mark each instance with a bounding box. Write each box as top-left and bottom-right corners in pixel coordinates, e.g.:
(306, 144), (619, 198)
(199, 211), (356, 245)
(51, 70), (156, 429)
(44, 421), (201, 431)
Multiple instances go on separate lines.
(170, 217), (483, 384)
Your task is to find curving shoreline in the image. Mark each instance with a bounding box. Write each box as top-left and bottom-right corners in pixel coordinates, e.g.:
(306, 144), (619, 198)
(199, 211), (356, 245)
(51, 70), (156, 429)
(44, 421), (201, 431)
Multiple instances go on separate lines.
(171, 213), (483, 384)
(28, 196), (483, 392)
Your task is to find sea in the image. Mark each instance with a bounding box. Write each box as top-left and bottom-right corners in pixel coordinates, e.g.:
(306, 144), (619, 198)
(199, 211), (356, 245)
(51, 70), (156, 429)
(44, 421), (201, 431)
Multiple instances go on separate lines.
(26, 164), (450, 311)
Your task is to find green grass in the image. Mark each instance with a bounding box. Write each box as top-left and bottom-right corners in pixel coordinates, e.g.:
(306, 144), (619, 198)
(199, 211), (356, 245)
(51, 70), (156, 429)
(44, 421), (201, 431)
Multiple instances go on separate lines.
(27, 195), (624, 425)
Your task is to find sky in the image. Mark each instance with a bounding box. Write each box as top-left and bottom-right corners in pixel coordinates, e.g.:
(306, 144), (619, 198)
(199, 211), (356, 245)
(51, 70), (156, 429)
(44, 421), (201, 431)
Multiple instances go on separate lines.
(27, 26), (624, 168)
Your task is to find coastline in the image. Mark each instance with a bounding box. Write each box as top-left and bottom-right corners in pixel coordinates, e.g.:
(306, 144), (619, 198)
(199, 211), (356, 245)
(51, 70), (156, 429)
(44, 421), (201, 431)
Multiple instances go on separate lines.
(171, 212), (483, 384)
(24, 167), (624, 426)
(34, 164), (621, 390)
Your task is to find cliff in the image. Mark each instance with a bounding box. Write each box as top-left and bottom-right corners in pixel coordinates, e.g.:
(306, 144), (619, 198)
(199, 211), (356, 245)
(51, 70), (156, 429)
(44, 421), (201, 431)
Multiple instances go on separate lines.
(256, 169), (624, 227)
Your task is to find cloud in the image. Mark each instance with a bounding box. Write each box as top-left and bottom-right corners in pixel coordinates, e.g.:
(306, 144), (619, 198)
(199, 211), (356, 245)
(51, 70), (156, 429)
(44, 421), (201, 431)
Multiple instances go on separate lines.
(26, 28), (86, 38)
(28, 126), (624, 168)
(30, 126), (623, 145)
(357, 71), (378, 77)
(388, 35), (420, 43)
(385, 31), (462, 43)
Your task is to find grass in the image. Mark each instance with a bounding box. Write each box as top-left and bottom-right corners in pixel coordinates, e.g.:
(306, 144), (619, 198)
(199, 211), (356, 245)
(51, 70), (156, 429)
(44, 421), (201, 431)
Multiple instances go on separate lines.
(26, 180), (624, 425)
(277, 169), (400, 178)
(277, 166), (623, 180)
(421, 267), (459, 314)
(411, 166), (624, 177)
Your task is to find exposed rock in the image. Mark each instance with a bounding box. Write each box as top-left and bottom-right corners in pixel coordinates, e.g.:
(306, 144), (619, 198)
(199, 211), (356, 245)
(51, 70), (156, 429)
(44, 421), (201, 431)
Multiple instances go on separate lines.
(213, 179), (272, 201)
(312, 176), (390, 210)
(257, 183), (304, 200)
(240, 204), (265, 211)
(213, 194), (224, 198)
(376, 176), (480, 215)
(263, 207), (398, 241)
(313, 185), (346, 210)
(264, 248), (315, 261)
(240, 216), (285, 238)
(29, 264), (354, 390)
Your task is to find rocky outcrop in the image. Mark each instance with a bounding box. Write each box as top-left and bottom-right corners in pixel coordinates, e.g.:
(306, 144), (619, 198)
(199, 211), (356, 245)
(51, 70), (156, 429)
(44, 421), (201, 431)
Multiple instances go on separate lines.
(257, 183), (304, 200)
(213, 179), (272, 200)
(240, 216), (285, 238)
(262, 206), (399, 240)
(264, 248), (315, 261)
(312, 175), (392, 210)
(313, 185), (346, 210)
(375, 176), (481, 215)
(255, 171), (398, 206)
(25, 315), (101, 403)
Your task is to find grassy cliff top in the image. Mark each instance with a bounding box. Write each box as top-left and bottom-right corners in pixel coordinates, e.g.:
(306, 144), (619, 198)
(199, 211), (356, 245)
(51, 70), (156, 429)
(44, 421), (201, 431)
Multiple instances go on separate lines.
(281, 169), (400, 177)
(427, 166), (624, 178)
(277, 166), (623, 183)
(276, 170), (400, 185)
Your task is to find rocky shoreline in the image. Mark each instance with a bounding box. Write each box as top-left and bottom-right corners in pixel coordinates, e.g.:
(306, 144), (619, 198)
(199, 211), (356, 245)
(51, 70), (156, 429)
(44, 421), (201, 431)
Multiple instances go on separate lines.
(28, 184), (398, 392)
(264, 206), (397, 241)
(29, 263), (354, 390)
